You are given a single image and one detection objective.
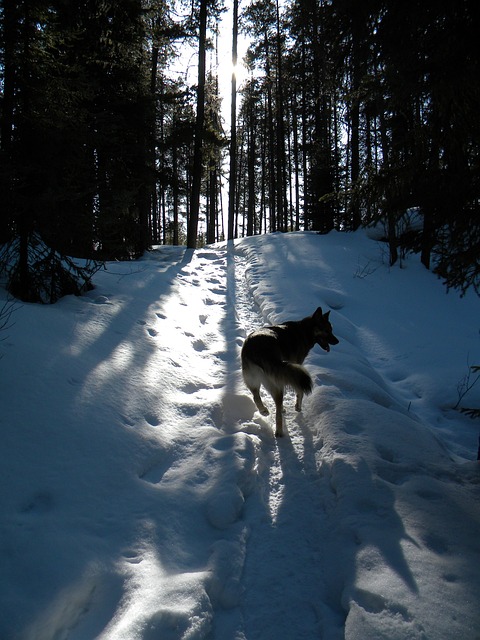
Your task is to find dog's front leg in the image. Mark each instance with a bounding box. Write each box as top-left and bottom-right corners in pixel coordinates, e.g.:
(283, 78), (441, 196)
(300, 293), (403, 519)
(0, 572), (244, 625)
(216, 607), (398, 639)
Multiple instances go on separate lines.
(295, 391), (304, 412)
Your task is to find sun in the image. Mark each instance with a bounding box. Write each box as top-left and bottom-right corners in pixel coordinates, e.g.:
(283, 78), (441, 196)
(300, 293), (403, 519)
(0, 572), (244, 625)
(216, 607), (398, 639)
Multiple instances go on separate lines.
(232, 60), (248, 87)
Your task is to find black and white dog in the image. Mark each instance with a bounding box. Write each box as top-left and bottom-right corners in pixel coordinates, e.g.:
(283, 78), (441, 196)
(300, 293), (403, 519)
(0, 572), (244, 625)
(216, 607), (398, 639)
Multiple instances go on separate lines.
(241, 308), (339, 437)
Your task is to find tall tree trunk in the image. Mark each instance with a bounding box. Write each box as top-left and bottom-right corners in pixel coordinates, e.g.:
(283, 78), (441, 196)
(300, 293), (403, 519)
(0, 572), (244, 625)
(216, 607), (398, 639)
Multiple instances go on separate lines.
(274, 0), (287, 231)
(206, 166), (217, 244)
(227, 0), (239, 240)
(349, 13), (362, 230)
(379, 112), (398, 266)
(246, 98), (256, 236)
(350, 98), (361, 229)
(17, 3), (37, 298)
(187, 0), (208, 249)
(172, 144), (179, 245)
(292, 94), (301, 230)
(150, 44), (160, 244)
(0, 0), (16, 155)
(0, 0), (17, 242)
(265, 34), (276, 232)
(301, 39), (309, 227)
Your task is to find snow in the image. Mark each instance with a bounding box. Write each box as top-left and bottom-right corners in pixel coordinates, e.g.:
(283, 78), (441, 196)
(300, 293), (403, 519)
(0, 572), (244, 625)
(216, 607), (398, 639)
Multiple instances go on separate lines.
(1, 229), (479, 640)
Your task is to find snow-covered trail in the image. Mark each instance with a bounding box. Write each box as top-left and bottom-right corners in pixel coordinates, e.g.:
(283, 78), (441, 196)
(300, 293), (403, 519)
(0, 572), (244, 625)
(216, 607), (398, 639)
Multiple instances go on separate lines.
(89, 244), (261, 639)
(169, 243), (339, 638)
(88, 241), (347, 639)
(1, 231), (479, 640)
(227, 248), (342, 639)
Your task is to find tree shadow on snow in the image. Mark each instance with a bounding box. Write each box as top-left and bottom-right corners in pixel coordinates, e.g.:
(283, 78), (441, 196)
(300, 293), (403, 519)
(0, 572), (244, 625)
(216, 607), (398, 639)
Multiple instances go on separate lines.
(266, 415), (420, 635)
(10, 248), (198, 639)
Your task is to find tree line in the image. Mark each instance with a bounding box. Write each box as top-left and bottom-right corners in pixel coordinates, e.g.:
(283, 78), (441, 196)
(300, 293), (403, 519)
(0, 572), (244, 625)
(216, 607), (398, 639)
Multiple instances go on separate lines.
(0, 0), (479, 301)
(234, 0), (479, 294)
(0, 0), (225, 300)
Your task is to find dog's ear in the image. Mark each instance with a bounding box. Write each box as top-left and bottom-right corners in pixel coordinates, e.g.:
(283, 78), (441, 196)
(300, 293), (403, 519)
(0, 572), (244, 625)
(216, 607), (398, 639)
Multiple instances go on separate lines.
(313, 307), (331, 321)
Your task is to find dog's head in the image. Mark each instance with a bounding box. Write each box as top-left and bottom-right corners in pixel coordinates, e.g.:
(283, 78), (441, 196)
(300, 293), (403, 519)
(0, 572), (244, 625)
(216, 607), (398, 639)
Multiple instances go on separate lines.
(312, 307), (339, 352)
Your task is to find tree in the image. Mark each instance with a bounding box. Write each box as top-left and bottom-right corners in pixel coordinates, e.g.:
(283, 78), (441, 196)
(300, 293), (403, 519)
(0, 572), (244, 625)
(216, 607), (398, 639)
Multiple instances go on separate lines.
(187, 0), (208, 249)
(227, 0), (239, 240)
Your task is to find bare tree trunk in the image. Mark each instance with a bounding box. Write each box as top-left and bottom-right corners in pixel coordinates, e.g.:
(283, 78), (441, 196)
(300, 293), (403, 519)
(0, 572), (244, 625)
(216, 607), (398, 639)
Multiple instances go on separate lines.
(246, 100), (256, 236)
(274, 0), (287, 231)
(227, 0), (239, 240)
(292, 94), (300, 230)
(187, 0), (208, 249)
(172, 144), (179, 245)
(265, 34), (276, 232)
(206, 166), (217, 244)
(0, 0), (17, 243)
(349, 20), (361, 230)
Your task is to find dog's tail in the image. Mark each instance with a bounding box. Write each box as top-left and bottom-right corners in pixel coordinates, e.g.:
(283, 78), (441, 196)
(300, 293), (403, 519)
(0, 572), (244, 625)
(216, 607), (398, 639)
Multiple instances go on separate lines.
(257, 360), (312, 395)
(279, 362), (313, 395)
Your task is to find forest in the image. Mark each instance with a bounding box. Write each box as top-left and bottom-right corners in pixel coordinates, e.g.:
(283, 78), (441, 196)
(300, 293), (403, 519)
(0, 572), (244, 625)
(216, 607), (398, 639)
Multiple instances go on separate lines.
(0, 0), (479, 302)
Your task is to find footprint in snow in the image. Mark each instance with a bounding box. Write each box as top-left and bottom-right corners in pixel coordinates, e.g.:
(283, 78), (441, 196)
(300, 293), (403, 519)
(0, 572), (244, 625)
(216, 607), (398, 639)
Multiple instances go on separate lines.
(139, 459), (169, 484)
(147, 327), (158, 337)
(122, 549), (143, 564)
(206, 485), (245, 530)
(193, 339), (207, 352)
(423, 532), (450, 555)
(197, 252), (219, 260)
(375, 465), (409, 486)
(415, 488), (442, 501)
(120, 414), (136, 427)
(144, 413), (160, 427)
(376, 444), (396, 463)
(182, 382), (205, 394)
(343, 420), (363, 435)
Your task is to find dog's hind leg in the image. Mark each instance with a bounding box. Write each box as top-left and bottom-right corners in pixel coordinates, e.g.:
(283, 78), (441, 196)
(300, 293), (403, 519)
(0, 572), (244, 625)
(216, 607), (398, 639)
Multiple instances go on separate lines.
(248, 385), (269, 416)
(295, 391), (304, 412)
(273, 390), (285, 437)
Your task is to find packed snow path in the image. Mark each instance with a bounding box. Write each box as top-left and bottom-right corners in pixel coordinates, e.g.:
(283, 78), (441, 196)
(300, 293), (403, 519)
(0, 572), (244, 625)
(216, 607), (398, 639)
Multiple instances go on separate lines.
(1, 232), (479, 640)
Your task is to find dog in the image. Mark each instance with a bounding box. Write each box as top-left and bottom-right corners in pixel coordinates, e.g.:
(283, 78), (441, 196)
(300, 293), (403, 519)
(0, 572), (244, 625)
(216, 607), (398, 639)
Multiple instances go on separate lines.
(241, 307), (339, 437)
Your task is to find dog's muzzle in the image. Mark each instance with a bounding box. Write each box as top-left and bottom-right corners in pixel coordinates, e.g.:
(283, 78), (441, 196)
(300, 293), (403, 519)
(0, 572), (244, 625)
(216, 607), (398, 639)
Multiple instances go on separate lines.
(318, 335), (339, 352)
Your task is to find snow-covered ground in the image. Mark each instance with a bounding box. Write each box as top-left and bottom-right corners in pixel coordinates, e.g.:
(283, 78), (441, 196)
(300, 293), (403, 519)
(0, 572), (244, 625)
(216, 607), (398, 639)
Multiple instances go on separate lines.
(1, 230), (479, 640)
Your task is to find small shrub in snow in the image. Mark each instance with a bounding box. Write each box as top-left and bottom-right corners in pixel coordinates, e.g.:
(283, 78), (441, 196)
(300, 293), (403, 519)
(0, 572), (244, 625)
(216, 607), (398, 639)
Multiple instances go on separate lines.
(0, 233), (102, 304)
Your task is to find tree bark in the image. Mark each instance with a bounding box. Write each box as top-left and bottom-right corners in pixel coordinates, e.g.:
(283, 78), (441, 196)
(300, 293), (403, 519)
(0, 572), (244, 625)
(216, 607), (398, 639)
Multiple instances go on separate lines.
(227, 0), (239, 240)
(187, 0), (208, 249)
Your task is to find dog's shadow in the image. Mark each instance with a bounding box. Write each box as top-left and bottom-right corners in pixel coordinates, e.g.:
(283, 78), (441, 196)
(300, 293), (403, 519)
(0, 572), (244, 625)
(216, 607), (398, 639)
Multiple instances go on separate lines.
(278, 411), (418, 595)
